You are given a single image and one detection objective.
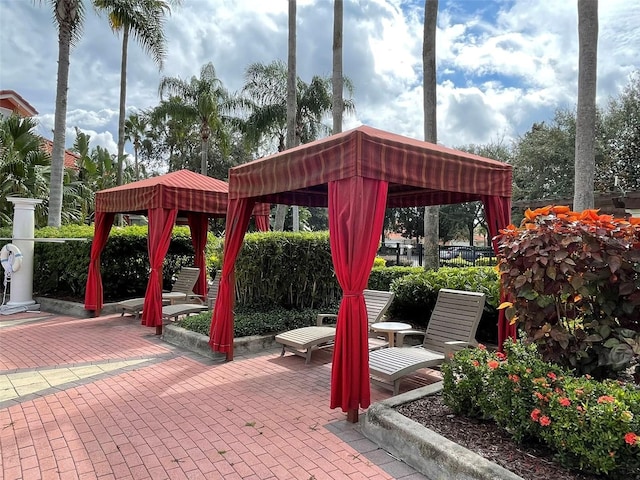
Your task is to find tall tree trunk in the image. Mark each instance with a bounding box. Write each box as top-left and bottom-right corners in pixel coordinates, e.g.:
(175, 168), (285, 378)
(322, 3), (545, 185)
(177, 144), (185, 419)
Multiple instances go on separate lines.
(275, 0), (298, 231)
(422, 0), (439, 270)
(116, 25), (129, 187)
(49, 17), (74, 227)
(574, 0), (598, 211)
(332, 0), (343, 135)
(200, 136), (208, 176)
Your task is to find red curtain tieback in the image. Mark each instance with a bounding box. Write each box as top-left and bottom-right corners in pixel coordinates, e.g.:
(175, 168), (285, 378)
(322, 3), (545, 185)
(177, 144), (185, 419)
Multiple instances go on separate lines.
(343, 291), (363, 298)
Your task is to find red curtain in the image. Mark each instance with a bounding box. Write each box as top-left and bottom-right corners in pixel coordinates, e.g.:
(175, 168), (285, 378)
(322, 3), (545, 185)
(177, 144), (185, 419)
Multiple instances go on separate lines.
(328, 177), (389, 412)
(482, 195), (514, 349)
(254, 213), (269, 232)
(84, 211), (116, 314)
(209, 198), (256, 360)
(187, 212), (209, 298)
(142, 208), (178, 327)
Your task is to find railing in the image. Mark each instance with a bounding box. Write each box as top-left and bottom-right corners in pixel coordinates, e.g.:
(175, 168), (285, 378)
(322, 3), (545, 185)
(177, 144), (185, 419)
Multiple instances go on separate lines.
(377, 243), (497, 268)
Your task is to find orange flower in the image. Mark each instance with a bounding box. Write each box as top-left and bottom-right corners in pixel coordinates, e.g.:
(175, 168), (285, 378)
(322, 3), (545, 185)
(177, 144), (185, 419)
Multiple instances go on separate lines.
(472, 360), (480, 367)
(547, 372), (557, 381)
(531, 408), (541, 422)
(487, 360), (500, 370)
(508, 374), (520, 383)
(630, 217), (640, 225)
(559, 397), (571, 407)
(598, 395), (615, 404)
(477, 344), (486, 350)
(624, 432), (638, 446)
(539, 416), (551, 426)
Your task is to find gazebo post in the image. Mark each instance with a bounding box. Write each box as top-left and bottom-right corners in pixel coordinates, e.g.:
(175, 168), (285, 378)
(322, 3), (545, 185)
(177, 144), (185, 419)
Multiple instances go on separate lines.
(347, 409), (358, 423)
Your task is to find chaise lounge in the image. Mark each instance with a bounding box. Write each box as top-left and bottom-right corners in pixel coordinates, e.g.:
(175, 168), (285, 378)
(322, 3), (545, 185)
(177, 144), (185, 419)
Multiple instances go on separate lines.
(368, 288), (485, 395)
(275, 289), (395, 364)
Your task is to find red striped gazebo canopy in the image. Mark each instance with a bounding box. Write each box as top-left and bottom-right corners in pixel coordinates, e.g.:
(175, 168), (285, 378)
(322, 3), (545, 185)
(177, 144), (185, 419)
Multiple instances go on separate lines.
(95, 169), (230, 215)
(229, 125), (512, 207)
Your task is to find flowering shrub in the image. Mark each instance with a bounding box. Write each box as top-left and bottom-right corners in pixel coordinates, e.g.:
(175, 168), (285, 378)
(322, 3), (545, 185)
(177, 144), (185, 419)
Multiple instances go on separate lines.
(496, 206), (640, 378)
(442, 341), (640, 477)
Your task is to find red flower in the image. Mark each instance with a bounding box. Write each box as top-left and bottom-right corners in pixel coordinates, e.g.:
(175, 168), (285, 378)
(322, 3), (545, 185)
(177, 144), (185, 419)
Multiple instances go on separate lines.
(496, 352), (506, 360)
(598, 395), (615, 404)
(508, 374), (520, 383)
(472, 360), (480, 367)
(547, 372), (557, 381)
(624, 432), (638, 446)
(534, 392), (545, 400)
(559, 397), (571, 407)
(531, 409), (541, 422)
(477, 344), (486, 350)
(576, 406), (584, 412)
(539, 416), (551, 427)
(487, 360), (500, 370)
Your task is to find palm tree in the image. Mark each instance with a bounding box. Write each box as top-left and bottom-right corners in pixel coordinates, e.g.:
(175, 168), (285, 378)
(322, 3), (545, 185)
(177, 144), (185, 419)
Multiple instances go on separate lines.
(158, 62), (233, 176)
(332, 0), (343, 135)
(124, 112), (149, 180)
(422, 0), (439, 270)
(280, 0), (298, 231)
(38, 0), (85, 227)
(93, 0), (177, 186)
(574, 0), (598, 211)
(0, 115), (50, 226)
(241, 61), (355, 153)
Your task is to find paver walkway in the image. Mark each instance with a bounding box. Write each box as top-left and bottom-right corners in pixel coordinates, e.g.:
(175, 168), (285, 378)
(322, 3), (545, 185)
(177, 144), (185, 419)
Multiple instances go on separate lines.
(0, 311), (434, 479)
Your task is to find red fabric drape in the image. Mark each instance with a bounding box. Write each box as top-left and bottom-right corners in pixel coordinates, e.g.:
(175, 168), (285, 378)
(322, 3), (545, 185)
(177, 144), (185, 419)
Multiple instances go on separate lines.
(84, 212), (116, 314)
(187, 212), (209, 298)
(255, 213), (269, 232)
(482, 195), (513, 350)
(209, 198), (256, 360)
(141, 208), (178, 327)
(328, 177), (389, 412)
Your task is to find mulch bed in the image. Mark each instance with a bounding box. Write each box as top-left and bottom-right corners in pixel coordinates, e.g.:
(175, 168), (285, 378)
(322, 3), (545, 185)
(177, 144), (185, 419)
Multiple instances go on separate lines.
(395, 393), (607, 480)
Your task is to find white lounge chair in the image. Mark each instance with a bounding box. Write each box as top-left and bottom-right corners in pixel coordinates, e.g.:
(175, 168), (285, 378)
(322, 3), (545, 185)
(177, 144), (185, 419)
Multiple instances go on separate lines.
(368, 288), (485, 395)
(275, 289), (395, 364)
(161, 303), (208, 322)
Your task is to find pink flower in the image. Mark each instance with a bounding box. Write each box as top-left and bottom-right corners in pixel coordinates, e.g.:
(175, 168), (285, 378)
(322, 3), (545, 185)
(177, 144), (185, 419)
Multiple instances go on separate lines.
(477, 343), (486, 350)
(539, 416), (551, 427)
(487, 360), (500, 370)
(597, 395), (615, 404)
(547, 372), (557, 381)
(508, 374), (520, 383)
(624, 432), (638, 446)
(531, 409), (541, 422)
(496, 352), (506, 360)
(471, 360), (480, 367)
(559, 397), (571, 407)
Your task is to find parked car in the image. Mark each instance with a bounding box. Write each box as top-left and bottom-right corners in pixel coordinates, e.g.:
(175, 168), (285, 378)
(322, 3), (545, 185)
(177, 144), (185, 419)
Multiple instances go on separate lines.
(441, 246), (486, 262)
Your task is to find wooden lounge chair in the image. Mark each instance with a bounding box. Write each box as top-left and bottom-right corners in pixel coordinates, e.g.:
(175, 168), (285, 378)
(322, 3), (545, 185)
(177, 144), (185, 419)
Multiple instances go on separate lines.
(275, 289), (395, 364)
(161, 303), (208, 322)
(368, 288), (485, 395)
(162, 267), (202, 304)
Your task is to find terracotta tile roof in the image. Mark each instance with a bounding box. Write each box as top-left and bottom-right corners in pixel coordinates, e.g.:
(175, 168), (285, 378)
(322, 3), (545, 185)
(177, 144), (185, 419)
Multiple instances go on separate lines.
(41, 138), (80, 169)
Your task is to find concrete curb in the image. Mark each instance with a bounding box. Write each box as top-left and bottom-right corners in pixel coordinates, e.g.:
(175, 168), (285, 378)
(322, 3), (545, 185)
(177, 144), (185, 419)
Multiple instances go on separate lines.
(360, 383), (524, 480)
(36, 297), (121, 318)
(161, 324), (278, 360)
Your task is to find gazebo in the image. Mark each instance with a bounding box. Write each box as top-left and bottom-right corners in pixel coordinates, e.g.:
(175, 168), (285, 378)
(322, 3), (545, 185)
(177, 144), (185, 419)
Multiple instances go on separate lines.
(84, 169), (269, 329)
(209, 125), (513, 421)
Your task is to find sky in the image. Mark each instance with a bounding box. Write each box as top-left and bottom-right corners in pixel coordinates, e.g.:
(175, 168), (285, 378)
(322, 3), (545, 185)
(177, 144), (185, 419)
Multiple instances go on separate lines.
(0, 0), (638, 163)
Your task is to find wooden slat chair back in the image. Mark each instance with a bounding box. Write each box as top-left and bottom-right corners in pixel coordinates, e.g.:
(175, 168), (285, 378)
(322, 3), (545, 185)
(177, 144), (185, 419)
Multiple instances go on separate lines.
(162, 267), (201, 304)
(206, 275), (221, 310)
(419, 289), (484, 354)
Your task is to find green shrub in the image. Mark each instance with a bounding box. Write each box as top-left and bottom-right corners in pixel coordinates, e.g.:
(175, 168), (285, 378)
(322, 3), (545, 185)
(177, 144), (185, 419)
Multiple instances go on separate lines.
(368, 266), (423, 291)
(442, 341), (640, 477)
(373, 256), (386, 268)
(177, 306), (337, 337)
(497, 206), (640, 378)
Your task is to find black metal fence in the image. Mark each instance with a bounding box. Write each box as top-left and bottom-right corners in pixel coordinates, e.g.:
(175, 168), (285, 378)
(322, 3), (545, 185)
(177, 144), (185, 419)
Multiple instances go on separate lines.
(377, 243), (496, 267)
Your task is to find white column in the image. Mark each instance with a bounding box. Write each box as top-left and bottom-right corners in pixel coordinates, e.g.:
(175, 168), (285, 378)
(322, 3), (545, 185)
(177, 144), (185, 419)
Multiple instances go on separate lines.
(6, 197), (42, 307)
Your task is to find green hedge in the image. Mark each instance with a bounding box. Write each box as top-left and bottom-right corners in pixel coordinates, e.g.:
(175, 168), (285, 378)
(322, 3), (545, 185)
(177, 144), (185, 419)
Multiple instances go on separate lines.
(20, 225), (221, 302)
(234, 232), (340, 311)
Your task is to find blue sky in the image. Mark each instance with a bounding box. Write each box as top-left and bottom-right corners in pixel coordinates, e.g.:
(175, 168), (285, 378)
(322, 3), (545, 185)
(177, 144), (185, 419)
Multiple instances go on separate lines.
(0, 0), (638, 165)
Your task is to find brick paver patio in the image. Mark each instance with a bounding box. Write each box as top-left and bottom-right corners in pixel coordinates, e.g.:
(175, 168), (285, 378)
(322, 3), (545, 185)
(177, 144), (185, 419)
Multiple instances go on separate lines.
(1, 311), (433, 479)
